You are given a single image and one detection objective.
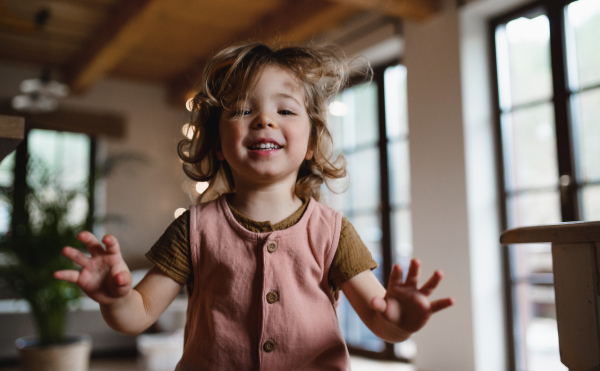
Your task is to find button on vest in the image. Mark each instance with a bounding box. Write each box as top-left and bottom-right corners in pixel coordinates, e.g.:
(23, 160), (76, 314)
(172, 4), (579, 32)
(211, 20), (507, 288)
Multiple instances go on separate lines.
(266, 291), (279, 304)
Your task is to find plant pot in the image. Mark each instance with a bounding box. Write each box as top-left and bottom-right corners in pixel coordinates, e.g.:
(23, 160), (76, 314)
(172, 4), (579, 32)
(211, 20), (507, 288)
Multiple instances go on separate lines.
(15, 334), (92, 371)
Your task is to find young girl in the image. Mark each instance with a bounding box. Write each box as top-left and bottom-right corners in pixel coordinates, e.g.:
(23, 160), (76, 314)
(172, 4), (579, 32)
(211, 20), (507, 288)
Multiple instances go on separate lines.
(55, 42), (453, 370)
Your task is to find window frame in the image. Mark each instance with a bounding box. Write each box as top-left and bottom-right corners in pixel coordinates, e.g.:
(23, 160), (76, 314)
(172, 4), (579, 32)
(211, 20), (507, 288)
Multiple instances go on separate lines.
(335, 62), (412, 362)
(489, 0), (590, 369)
(4, 128), (97, 274)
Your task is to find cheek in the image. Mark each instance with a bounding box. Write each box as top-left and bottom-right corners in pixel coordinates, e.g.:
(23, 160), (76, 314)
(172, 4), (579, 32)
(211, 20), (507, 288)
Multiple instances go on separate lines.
(216, 121), (243, 161)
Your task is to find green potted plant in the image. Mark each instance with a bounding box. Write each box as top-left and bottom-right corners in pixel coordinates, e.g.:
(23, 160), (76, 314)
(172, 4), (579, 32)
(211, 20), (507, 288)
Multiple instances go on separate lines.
(0, 153), (143, 370)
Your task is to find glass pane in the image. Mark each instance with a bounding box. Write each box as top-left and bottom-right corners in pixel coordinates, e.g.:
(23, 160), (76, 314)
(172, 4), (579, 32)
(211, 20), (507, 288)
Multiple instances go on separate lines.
(506, 191), (561, 229)
(0, 152), (15, 235)
(510, 243), (552, 279)
(338, 293), (386, 352)
(0, 152), (15, 186)
(348, 212), (382, 275)
(329, 113), (345, 151)
(352, 84), (378, 148)
(384, 65), (408, 140)
(513, 284), (566, 371)
(501, 104), (558, 192)
(388, 141), (411, 206)
(28, 130), (90, 188)
(27, 129), (91, 228)
(582, 185), (600, 221)
(565, 0), (600, 89)
(495, 12), (552, 108)
(346, 148), (380, 211)
(391, 208), (412, 261)
(571, 89), (600, 183)
(328, 83), (378, 151)
(339, 211), (385, 353)
(321, 176), (349, 212)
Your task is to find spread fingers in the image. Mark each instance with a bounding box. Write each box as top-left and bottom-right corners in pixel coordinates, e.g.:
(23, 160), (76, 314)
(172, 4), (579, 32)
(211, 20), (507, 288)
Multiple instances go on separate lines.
(101, 234), (121, 255)
(419, 270), (444, 296)
(78, 231), (105, 256)
(53, 270), (80, 283)
(404, 259), (421, 287)
(62, 246), (89, 267)
(431, 297), (455, 313)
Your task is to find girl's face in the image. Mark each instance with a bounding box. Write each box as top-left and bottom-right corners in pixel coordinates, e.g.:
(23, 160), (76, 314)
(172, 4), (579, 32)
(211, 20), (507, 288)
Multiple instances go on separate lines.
(217, 66), (313, 190)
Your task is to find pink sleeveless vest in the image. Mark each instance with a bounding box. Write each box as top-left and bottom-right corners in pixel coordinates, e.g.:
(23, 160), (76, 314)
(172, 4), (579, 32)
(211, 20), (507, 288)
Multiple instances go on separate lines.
(176, 195), (350, 370)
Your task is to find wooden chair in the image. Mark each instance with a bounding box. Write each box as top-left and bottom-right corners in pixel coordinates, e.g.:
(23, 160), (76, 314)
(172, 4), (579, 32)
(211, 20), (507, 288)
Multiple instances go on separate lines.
(501, 221), (600, 371)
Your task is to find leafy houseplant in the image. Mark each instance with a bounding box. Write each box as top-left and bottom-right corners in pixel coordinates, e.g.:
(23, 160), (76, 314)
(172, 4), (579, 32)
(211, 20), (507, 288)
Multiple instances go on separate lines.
(0, 156), (89, 346)
(0, 153), (144, 352)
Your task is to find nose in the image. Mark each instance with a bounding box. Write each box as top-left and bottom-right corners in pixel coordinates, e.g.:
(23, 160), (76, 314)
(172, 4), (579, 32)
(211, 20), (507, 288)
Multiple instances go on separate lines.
(251, 111), (277, 129)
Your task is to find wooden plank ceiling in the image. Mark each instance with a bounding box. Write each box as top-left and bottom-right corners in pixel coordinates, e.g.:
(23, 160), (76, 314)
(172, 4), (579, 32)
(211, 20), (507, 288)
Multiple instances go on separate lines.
(0, 0), (439, 107)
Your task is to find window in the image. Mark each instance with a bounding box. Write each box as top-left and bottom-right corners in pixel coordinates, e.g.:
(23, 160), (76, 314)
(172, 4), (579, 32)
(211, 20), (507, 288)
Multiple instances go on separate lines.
(0, 129), (95, 297)
(324, 63), (414, 361)
(491, 0), (600, 369)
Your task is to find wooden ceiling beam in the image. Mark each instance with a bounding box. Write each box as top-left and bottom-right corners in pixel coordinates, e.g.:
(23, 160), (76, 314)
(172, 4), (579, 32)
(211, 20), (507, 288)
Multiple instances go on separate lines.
(327, 0), (440, 20)
(167, 0), (360, 107)
(63, 0), (167, 92)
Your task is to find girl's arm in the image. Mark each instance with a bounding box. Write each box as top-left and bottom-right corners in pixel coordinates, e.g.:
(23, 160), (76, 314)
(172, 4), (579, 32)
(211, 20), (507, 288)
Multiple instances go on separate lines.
(340, 259), (454, 343)
(99, 266), (183, 335)
(54, 232), (183, 335)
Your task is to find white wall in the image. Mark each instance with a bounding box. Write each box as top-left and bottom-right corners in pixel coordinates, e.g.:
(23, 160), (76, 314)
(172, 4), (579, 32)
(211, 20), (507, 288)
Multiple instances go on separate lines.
(0, 62), (192, 268)
(402, 0), (530, 370)
(404, 1), (475, 370)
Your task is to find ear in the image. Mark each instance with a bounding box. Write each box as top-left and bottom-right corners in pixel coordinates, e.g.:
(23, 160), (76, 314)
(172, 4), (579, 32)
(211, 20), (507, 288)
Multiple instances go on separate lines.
(305, 147), (314, 161)
(305, 132), (315, 160)
(305, 140), (314, 160)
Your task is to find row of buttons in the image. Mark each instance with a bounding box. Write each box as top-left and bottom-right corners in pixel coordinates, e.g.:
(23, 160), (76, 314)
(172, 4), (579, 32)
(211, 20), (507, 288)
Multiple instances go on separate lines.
(265, 241), (278, 353)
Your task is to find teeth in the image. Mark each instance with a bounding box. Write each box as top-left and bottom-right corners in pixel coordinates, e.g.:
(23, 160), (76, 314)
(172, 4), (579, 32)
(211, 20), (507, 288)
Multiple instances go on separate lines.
(250, 143), (281, 150)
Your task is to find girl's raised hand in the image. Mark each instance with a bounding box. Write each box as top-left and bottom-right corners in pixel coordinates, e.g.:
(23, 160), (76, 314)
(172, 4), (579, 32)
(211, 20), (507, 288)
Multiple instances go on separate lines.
(370, 259), (454, 334)
(54, 231), (132, 305)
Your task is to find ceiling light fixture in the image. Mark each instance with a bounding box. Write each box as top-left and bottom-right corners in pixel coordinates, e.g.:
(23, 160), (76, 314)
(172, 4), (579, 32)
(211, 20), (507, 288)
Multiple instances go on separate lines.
(11, 8), (69, 113)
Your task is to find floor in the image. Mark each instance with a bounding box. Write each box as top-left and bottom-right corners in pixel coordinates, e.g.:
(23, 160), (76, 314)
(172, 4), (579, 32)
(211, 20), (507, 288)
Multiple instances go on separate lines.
(1, 355), (415, 371)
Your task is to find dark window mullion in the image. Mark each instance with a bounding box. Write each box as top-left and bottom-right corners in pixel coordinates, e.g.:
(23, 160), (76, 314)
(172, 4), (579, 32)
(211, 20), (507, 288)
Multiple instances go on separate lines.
(502, 97), (554, 113)
(374, 65), (395, 359)
(548, 0), (579, 221)
(505, 185), (561, 196)
(86, 137), (97, 230)
(10, 131), (29, 234)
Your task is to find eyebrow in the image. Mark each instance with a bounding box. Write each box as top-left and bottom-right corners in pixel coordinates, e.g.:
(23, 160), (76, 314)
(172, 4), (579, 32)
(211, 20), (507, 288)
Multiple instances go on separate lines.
(273, 92), (303, 106)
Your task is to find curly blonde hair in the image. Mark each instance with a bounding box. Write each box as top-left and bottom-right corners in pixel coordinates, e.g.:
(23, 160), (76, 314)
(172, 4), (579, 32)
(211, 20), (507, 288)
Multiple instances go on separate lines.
(178, 42), (370, 202)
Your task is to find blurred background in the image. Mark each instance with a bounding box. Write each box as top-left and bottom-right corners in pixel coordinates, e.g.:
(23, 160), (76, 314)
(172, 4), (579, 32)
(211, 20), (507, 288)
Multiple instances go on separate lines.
(1, 0), (599, 370)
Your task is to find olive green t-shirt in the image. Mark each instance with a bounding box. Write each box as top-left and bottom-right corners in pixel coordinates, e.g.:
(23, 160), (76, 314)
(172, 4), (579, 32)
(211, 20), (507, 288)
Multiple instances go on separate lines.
(147, 199), (378, 293)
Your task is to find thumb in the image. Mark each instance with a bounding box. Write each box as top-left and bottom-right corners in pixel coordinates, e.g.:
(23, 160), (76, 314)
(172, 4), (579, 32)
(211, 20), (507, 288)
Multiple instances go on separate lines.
(113, 271), (131, 287)
(370, 296), (387, 313)
(111, 271), (132, 297)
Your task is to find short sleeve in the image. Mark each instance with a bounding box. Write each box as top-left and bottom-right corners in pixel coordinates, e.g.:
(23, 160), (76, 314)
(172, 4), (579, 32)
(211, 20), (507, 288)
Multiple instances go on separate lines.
(328, 217), (379, 291)
(145, 210), (192, 285)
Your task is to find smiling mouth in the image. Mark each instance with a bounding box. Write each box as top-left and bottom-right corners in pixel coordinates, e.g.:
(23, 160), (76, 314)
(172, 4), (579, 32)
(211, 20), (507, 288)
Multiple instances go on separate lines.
(248, 143), (282, 151)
